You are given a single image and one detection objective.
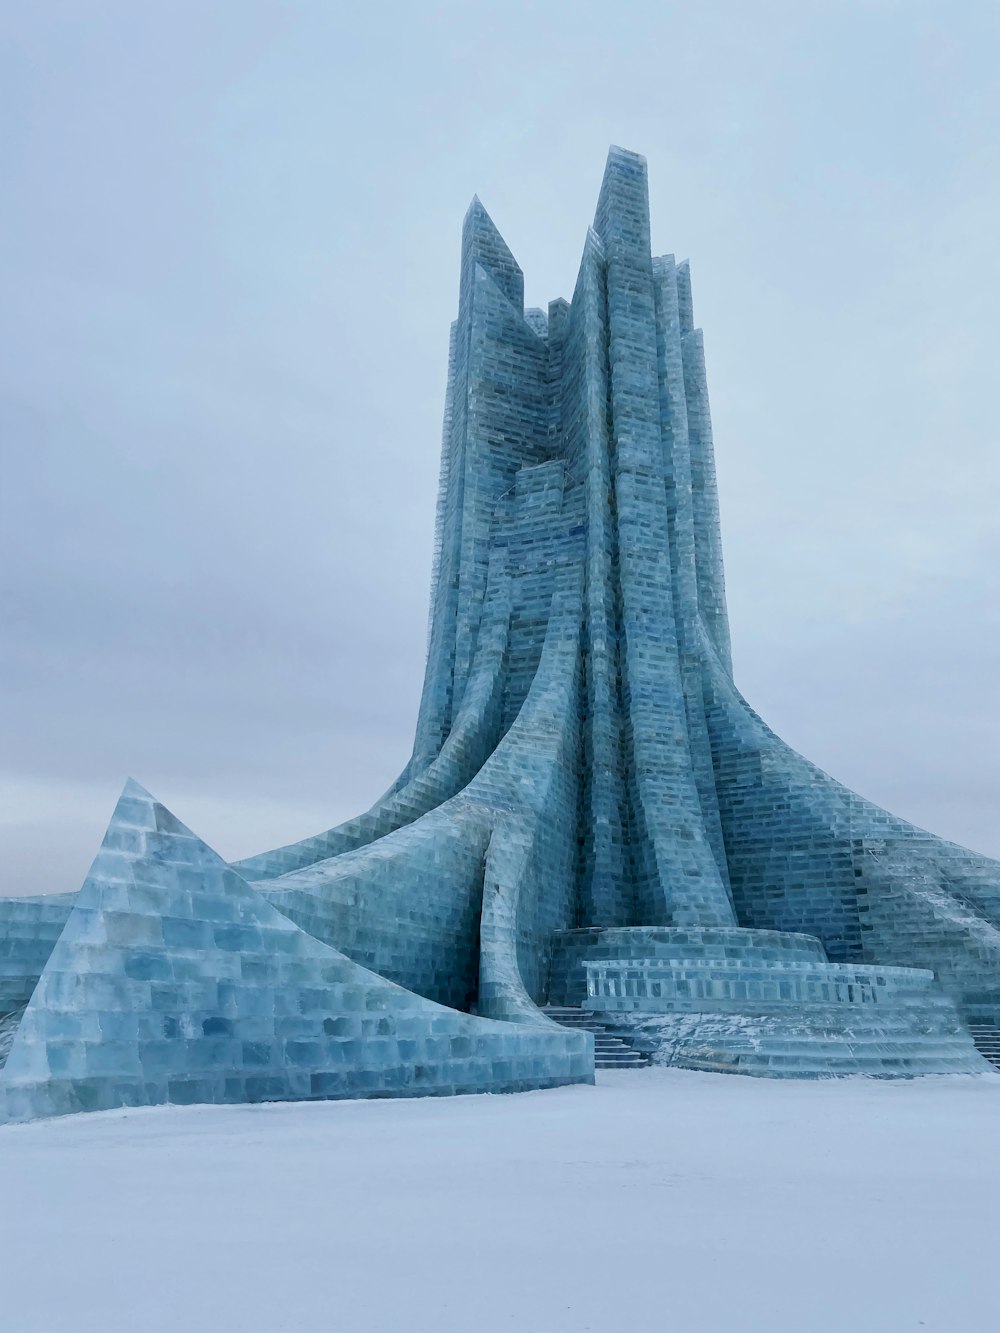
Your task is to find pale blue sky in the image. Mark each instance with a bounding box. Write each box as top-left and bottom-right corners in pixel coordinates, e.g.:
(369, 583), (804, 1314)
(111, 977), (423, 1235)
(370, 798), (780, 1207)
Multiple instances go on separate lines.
(2, 0), (998, 894)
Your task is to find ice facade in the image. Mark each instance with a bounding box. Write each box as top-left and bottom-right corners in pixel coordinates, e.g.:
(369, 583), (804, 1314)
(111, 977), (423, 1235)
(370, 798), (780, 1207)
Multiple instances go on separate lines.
(2, 147), (997, 1123)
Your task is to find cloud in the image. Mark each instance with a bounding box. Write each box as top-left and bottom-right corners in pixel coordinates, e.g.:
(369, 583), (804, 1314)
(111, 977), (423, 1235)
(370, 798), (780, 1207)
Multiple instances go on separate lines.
(2, 1), (998, 893)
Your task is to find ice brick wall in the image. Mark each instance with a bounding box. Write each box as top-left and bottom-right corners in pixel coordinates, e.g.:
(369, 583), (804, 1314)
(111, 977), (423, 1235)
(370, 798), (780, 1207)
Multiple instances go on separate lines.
(0, 784), (591, 1125)
(0, 895), (75, 1012)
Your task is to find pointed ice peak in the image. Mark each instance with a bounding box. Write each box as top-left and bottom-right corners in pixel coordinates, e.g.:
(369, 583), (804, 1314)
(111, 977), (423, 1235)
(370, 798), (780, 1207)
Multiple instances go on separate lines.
(594, 145), (651, 246)
(461, 194), (523, 311)
(101, 778), (204, 851)
(675, 259), (695, 332)
(463, 194), (507, 245)
(606, 144), (648, 168)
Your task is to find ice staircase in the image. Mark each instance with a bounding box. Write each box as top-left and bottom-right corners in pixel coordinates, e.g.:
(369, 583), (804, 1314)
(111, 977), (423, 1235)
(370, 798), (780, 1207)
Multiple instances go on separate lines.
(544, 1006), (649, 1069)
(968, 1024), (1000, 1070)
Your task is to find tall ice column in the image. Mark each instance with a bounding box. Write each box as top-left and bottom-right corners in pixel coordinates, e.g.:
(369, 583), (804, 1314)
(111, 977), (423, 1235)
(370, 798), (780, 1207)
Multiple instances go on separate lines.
(594, 147), (735, 927)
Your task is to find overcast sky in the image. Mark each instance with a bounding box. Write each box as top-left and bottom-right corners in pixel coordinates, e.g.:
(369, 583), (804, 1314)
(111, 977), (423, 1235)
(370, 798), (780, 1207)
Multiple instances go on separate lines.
(2, 0), (998, 896)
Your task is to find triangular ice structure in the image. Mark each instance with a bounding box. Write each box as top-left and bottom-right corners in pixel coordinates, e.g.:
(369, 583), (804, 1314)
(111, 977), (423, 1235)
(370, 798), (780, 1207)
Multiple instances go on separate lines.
(0, 782), (590, 1123)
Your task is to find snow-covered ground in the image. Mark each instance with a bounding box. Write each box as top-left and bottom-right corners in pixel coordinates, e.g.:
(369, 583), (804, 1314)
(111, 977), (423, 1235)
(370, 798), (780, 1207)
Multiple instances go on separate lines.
(1, 1068), (997, 1333)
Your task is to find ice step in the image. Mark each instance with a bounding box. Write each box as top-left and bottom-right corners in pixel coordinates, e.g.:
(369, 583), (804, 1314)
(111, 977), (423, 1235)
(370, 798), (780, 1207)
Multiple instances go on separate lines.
(543, 1006), (650, 1069)
(968, 1025), (1000, 1069)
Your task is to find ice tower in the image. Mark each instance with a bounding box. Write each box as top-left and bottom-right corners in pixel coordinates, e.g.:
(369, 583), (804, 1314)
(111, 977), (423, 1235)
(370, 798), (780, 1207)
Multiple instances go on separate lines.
(2, 148), (998, 1123)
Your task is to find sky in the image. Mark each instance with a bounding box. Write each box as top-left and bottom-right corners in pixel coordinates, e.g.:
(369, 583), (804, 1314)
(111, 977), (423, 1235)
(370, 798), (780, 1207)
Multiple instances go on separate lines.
(1, 0), (998, 896)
